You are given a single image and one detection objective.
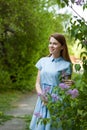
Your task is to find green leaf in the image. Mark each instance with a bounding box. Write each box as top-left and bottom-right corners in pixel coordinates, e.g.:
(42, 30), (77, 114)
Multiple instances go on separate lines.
(74, 64), (81, 71)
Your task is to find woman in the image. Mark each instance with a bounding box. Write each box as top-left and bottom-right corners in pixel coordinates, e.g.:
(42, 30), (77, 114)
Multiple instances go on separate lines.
(30, 33), (73, 130)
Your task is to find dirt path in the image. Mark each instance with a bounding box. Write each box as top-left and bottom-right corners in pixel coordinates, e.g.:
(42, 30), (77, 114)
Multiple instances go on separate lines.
(0, 91), (37, 130)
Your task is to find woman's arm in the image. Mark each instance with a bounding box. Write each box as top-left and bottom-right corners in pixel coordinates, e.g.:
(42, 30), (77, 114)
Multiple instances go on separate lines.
(35, 70), (42, 94)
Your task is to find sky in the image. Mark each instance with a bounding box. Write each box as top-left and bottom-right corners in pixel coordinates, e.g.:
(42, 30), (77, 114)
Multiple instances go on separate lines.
(48, 2), (87, 22)
(57, 4), (87, 21)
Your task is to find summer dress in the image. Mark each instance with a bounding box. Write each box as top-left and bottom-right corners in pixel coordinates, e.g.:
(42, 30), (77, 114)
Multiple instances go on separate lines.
(30, 56), (72, 130)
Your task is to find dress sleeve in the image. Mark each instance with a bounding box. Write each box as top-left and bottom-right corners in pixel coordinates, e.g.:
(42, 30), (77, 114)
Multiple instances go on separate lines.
(35, 58), (43, 70)
(65, 63), (72, 75)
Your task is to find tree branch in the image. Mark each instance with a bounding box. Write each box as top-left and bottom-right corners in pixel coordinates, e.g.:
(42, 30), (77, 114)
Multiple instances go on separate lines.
(69, 5), (87, 23)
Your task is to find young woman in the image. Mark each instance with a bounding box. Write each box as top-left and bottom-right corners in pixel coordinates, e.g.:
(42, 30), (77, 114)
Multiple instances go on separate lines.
(30, 33), (73, 130)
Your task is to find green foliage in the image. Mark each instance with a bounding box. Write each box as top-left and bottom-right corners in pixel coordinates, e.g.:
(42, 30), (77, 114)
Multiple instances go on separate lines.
(36, 83), (80, 129)
(0, 69), (12, 90)
(36, 74), (87, 130)
(74, 64), (81, 71)
(0, 0), (71, 91)
(73, 74), (87, 130)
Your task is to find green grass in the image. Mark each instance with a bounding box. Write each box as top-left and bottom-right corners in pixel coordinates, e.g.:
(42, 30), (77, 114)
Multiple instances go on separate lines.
(21, 115), (32, 130)
(0, 90), (22, 112)
(0, 90), (23, 124)
(0, 112), (13, 125)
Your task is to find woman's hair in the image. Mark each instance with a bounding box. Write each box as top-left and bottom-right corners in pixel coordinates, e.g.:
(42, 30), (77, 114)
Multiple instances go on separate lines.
(49, 33), (71, 62)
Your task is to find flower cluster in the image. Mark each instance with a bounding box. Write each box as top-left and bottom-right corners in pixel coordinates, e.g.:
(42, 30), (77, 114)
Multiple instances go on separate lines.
(59, 83), (70, 89)
(75, 0), (84, 5)
(37, 86), (50, 103)
(59, 83), (79, 98)
(34, 86), (59, 118)
(38, 86), (59, 103)
(67, 89), (79, 98)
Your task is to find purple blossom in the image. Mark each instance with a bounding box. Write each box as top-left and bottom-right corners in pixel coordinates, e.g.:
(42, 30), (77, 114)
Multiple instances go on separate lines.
(67, 89), (79, 98)
(38, 86), (50, 96)
(59, 83), (70, 89)
(51, 93), (59, 102)
(75, 0), (84, 5)
(34, 112), (42, 118)
(43, 86), (50, 94)
(38, 92), (48, 102)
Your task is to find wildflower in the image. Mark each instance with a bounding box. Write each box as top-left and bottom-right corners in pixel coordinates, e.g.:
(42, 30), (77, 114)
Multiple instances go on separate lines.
(34, 112), (42, 118)
(59, 83), (70, 89)
(51, 93), (59, 102)
(67, 89), (79, 98)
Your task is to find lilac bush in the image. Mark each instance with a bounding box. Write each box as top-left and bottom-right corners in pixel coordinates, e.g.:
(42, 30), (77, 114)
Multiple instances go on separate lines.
(34, 83), (79, 129)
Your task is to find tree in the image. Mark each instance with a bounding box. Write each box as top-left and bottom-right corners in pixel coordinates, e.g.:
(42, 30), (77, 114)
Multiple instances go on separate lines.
(0, 0), (71, 91)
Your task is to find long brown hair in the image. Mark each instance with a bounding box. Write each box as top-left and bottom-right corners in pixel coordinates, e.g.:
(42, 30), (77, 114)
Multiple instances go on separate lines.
(49, 33), (71, 62)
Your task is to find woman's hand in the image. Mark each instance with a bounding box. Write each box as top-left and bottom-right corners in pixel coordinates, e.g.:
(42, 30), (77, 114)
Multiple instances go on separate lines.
(42, 100), (48, 106)
(63, 79), (75, 86)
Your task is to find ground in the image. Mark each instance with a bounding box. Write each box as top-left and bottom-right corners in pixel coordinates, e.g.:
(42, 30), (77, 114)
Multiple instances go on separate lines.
(0, 91), (37, 130)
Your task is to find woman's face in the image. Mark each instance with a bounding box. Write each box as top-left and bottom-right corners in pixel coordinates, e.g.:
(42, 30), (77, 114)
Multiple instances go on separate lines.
(48, 37), (63, 57)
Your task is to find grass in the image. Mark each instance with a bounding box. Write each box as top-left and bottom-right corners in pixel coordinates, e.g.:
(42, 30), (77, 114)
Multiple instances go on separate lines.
(0, 90), (23, 124)
(0, 90), (22, 112)
(0, 112), (13, 125)
(21, 115), (32, 130)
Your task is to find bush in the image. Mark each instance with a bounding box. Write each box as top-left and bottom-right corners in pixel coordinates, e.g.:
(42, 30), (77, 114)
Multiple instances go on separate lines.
(0, 69), (12, 90)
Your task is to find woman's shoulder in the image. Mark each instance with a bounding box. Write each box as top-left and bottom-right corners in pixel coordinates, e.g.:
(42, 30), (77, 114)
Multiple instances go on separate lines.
(61, 58), (72, 66)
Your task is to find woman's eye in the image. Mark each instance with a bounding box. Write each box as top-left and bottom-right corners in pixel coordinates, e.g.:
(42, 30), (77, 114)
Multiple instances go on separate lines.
(54, 43), (57, 45)
(49, 42), (57, 45)
(53, 42), (57, 45)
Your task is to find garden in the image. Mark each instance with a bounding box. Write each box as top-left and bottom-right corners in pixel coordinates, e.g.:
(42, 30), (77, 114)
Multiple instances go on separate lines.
(0, 0), (87, 129)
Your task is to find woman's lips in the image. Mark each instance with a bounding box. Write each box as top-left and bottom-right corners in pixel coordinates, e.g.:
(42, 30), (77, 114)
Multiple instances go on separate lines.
(49, 48), (55, 52)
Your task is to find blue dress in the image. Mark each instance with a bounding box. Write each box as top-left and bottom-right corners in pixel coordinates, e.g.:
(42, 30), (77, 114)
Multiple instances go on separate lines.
(30, 56), (72, 130)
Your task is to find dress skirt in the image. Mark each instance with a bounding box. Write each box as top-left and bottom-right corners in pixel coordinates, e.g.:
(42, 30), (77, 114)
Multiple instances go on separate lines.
(29, 83), (62, 130)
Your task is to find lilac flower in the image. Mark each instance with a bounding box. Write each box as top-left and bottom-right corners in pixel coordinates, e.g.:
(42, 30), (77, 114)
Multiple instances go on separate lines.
(38, 86), (50, 96)
(38, 92), (48, 102)
(51, 93), (59, 102)
(59, 83), (70, 89)
(43, 86), (50, 94)
(67, 89), (79, 98)
(75, 0), (84, 5)
(34, 112), (42, 118)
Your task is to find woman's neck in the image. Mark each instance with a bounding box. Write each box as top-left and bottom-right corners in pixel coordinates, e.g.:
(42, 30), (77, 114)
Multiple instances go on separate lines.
(52, 54), (60, 59)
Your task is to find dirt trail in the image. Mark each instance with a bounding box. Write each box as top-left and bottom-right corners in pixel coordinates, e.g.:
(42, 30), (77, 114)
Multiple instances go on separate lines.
(0, 92), (37, 130)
